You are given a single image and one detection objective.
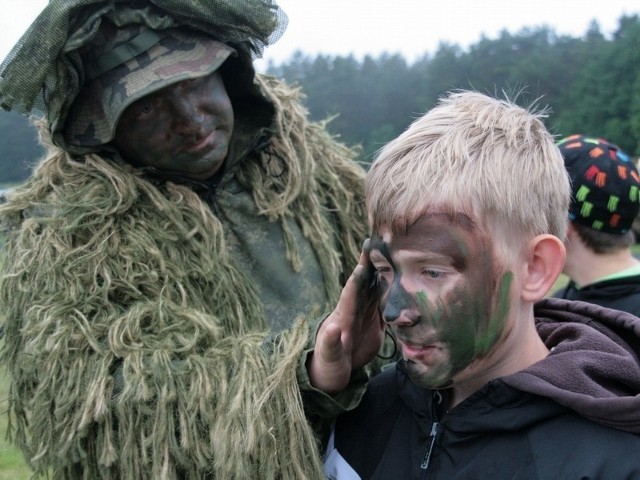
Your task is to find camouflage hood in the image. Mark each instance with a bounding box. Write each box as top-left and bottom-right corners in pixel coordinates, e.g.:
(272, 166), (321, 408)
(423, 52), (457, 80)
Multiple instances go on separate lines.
(0, 0), (287, 153)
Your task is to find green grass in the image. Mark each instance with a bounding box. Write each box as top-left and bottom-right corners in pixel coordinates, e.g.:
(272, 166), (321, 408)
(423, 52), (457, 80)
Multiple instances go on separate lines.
(548, 273), (569, 297)
(0, 360), (32, 480)
(0, 244), (32, 479)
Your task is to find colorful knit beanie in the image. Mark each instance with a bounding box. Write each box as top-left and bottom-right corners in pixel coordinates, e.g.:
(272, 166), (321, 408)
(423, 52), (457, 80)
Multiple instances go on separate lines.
(558, 134), (640, 234)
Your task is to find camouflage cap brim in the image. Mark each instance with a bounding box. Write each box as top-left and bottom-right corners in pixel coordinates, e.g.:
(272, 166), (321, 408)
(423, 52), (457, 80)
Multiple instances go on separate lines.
(62, 28), (236, 149)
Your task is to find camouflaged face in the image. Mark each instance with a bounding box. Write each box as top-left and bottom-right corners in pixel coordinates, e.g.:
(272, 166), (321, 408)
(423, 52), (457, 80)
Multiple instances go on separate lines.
(0, 0), (286, 153)
(63, 22), (236, 148)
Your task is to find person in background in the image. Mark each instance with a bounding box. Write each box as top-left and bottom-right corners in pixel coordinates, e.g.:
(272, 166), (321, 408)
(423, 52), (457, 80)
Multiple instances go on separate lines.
(553, 134), (640, 316)
(318, 91), (640, 479)
(0, 0), (384, 478)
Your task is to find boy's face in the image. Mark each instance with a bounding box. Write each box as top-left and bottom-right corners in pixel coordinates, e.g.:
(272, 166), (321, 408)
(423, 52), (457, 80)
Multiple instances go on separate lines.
(369, 211), (513, 389)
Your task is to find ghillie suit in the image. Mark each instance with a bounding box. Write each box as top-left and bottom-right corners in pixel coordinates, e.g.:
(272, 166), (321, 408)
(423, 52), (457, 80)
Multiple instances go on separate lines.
(0, 1), (370, 478)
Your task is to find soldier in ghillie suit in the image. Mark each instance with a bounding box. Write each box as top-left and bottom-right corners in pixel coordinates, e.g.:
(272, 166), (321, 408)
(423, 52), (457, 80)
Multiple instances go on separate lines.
(0, 1), (385, 478)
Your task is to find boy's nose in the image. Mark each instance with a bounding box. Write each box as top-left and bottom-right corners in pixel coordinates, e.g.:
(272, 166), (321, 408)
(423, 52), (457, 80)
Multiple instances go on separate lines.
(382, 281), (414, 324)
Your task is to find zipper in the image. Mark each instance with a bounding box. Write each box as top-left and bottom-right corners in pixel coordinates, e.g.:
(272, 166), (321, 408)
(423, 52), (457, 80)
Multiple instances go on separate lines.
(420, 420), (439, 470)
(421, 390), (442, 472)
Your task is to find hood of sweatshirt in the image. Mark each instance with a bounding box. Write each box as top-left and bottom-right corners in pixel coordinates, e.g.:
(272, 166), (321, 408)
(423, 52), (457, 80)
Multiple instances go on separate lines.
(501, 297), (640, 434)
(553, 275), (640, 318)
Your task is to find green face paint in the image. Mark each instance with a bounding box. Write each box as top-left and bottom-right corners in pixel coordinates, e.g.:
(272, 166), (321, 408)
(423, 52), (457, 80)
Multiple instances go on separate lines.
(370, 212), (512, 389)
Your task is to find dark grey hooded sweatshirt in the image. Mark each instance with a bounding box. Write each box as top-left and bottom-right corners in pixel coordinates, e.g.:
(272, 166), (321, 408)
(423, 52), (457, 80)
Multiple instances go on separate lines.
(325, 298), (640, 479)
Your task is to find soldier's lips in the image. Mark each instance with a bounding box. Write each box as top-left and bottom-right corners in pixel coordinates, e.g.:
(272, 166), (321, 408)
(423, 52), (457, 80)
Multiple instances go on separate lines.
(184, 130), (219, 154)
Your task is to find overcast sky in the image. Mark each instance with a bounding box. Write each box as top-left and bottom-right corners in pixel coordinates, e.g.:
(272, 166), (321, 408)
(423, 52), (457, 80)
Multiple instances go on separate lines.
(1, 0), (639, 71)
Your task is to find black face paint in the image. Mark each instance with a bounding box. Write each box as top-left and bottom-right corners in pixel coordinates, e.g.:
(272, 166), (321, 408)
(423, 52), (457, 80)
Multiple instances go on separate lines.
(357, 238), (383, 319)
(370, 236), (414, 324)
(383, 285), (414, 324)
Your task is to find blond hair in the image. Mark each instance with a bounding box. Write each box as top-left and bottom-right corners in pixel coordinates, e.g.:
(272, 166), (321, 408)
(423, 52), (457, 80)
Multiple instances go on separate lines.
(366, 91), (570, 259)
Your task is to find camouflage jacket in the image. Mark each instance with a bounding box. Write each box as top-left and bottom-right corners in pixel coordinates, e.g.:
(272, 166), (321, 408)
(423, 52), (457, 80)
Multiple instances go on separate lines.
(0, 73), (370, 479)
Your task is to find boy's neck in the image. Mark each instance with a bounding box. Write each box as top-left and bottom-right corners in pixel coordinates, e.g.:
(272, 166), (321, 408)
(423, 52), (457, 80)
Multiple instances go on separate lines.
(565, 244), (639, 288)
(448, 310), (549, 410)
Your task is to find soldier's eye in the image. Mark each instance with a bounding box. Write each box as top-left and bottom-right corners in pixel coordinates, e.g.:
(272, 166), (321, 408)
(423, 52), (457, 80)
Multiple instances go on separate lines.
(133, 101), (154, 118)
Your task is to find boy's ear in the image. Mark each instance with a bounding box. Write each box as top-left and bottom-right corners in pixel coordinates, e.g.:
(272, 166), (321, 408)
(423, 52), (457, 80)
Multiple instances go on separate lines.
(521, 234), (566, 302)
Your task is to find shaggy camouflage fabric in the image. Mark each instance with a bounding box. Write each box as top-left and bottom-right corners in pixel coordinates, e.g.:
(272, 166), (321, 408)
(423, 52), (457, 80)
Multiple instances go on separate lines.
(0, 76), (369, 479)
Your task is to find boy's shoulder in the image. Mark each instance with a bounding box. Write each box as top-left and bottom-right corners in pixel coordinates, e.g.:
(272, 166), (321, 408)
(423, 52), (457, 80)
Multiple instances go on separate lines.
(335, 362), (427, 442)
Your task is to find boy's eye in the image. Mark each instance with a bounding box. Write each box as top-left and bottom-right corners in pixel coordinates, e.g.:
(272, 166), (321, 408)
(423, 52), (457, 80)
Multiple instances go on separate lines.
(373, 266), (393, 283)
(424, 269), (443, 279)
(374, 265), (391, 274)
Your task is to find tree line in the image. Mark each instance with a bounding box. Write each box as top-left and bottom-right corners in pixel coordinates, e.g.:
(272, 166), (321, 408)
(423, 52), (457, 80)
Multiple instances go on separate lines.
(267, 14), (640, 165)
(1, 13), (639, 184)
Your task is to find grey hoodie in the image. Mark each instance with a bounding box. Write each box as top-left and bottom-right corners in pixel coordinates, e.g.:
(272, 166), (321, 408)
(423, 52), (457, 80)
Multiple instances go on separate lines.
(504, 297), (640, 434)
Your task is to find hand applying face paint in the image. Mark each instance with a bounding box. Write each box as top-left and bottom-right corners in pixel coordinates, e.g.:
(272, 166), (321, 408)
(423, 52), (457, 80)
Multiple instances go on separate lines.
(309, 240), (385, 394)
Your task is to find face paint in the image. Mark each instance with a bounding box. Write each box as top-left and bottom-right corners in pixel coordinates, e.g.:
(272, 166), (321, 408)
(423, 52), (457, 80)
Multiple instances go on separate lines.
(370, 236), (413, 324)
(370, 212), (512, 389)
(114, 71), (234, 180)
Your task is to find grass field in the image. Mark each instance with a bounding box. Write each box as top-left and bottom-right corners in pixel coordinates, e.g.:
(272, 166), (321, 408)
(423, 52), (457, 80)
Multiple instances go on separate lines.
(550, 273), (568, 295)
(0, 360), (32, 480)
(0, 237), (33, 479)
